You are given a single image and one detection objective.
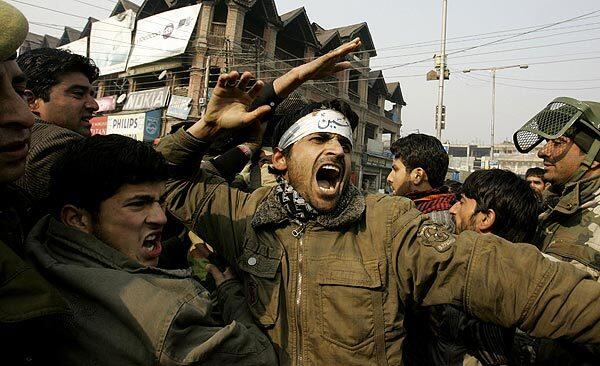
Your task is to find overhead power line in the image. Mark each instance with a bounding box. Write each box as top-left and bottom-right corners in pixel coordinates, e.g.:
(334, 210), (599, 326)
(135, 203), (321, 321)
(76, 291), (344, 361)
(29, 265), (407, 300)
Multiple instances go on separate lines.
(458, 72), (600, 91)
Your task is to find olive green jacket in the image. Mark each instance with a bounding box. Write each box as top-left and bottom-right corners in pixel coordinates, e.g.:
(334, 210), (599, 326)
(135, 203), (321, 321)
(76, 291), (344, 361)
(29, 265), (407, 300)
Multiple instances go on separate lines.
(25, 216), (277, 366)
(536, 174), (600, 279)
(159, 129), (600, 366)
(0, 184), (70, 365)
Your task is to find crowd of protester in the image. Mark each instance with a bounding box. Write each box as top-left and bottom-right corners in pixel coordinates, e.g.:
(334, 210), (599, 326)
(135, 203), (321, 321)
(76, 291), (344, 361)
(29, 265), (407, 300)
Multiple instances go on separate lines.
(1, 2), (600, 365)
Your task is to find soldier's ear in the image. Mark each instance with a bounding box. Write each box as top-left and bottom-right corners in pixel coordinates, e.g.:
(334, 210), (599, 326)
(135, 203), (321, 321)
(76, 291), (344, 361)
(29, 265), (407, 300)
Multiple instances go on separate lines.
(60, 204), (94, 234)
(477, 209), (496, 233)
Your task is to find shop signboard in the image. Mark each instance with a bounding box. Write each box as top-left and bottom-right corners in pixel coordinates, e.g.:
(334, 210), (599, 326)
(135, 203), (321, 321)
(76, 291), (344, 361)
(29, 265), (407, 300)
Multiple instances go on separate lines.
(90, 10), (136, 75)
(166, 95), (192, 119)
(128, 4), (201, 68)
(95, 95), (117, 112)
(90, 115), (107, 136)
(143, 109), (162, 141)
(362, 154), (390, 168)
(106, 110), (163, 142)
(123, 86), (170, 111)
(107, 112), (146, 141)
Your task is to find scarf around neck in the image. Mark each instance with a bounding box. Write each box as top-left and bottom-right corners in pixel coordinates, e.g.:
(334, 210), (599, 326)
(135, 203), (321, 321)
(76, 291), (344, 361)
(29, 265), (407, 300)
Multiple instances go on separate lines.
(275, 175), (317, 222)
(405, 186), (456, 214)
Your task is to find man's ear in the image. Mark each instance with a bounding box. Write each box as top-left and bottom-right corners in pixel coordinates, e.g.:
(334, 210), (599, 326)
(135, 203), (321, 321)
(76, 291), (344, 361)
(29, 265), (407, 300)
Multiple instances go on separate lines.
(411, 167), (428, 186)
(477, 209), (496, 233)
(60, 204), (94, 234)
(272, 147), (288, 172)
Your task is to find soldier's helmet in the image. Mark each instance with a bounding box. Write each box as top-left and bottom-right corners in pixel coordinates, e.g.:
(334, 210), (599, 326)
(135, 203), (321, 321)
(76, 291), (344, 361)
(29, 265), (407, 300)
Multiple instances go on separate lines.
(514, 97), (600, 154)
(514, 98), (600, 183)
(0, 0), (29, 61)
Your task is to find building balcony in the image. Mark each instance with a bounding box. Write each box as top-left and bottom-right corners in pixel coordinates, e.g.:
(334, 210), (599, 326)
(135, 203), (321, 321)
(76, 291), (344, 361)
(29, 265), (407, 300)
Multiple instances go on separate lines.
(368, 103), (381, 114)
(207, 22), (226, 48)
(348, 91), (360, 104)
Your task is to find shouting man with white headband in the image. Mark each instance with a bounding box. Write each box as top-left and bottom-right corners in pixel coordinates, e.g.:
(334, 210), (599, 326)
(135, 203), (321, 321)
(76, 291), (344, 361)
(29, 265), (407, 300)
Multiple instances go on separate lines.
(158, 58), (600, 365)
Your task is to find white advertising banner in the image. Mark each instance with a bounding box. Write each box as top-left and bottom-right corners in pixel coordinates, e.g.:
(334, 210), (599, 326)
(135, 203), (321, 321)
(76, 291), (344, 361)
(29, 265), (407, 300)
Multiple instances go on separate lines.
(58, 37), (88, 57)
(106, 112), (146, 141)
(127, 4), (201, 68)
(123, 86), (170, 111)
(90, 10), (136, 76)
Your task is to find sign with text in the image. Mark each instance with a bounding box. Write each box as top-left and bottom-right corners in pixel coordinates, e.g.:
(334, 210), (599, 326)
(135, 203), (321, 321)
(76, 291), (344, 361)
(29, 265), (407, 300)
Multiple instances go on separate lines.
(105, 110), (163, 141)
(95, 95), (117, 112)
(123, 87), (170, 111)
(90, 10), (136, 75)
(128, 4), (201, 68)
(107, 112), (146, 141)
(89, 115), (107, 136)
(166, 95), (192, 119)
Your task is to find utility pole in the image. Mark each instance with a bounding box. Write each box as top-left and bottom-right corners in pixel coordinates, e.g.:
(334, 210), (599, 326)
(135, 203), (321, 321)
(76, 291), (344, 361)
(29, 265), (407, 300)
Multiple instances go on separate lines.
(463, 64), (528, 161)
(200, 55), (211, 117)
(255, 37), (261, 79)
(435, 0), (448, 140)
(491, 69), (496, 160)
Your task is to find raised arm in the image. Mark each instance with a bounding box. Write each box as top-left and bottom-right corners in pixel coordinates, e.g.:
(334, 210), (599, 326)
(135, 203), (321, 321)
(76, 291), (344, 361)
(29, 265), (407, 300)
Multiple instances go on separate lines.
(388, 197), (600, 343)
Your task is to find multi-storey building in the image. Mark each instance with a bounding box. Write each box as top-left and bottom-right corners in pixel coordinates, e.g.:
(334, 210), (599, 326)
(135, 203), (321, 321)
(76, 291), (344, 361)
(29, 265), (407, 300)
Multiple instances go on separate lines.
(19, 0), (406, 190)
(444, 141), (543, 179)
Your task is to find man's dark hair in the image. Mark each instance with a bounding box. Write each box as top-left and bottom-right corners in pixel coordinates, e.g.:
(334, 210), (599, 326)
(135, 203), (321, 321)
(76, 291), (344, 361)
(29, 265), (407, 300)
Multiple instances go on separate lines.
(444, 179), (462, 194)
(269, 98), (359, 175)
(460, 169), (538, 243)
(17, 48), (99, 101)
(390, 134), (449, 188)
(525, 167), (545, 181)
(51, 134), (168, 215)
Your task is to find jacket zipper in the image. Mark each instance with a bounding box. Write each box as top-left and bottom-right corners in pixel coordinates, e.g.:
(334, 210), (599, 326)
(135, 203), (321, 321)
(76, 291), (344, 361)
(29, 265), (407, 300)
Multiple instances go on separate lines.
(293, 222), (307, 365)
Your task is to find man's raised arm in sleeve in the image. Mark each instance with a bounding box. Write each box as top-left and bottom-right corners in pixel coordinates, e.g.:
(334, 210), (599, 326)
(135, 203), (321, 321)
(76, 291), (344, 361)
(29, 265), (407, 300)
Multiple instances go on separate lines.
(157, 39), (362, 261)
(388, 200), (600, 343)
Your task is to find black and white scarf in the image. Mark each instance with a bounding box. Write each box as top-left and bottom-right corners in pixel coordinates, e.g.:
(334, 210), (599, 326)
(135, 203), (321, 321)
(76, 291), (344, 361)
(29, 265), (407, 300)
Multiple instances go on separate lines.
(275, 175), (317, 223)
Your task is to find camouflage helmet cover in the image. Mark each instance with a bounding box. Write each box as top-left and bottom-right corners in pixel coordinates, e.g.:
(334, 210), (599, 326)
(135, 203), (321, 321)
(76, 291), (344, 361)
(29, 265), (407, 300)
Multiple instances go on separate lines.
(513, 97), (600, 153)
(0, 1), (29, 61)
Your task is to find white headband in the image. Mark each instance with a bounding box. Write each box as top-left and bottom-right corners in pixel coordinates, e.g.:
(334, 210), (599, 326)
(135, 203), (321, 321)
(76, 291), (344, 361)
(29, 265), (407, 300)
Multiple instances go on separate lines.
(277, 109), (354, 150)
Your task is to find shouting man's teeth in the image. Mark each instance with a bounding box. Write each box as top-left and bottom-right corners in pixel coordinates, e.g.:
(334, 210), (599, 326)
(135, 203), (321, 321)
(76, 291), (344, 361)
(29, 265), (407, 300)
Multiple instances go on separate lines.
(143, 235), (157, 250)
(316, 164), (342, 191)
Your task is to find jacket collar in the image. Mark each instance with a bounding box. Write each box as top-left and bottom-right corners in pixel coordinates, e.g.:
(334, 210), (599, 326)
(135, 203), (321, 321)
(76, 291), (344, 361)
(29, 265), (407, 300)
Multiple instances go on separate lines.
(551, 174), (600, 215)
(251, 184), (365, 229)
(28, 216), (191, 278)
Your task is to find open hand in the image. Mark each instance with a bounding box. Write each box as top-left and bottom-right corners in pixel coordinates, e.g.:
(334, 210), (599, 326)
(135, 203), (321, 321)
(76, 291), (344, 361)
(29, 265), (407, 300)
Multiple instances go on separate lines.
(202, 70), (272, 131)
(295, 37), (362, 81)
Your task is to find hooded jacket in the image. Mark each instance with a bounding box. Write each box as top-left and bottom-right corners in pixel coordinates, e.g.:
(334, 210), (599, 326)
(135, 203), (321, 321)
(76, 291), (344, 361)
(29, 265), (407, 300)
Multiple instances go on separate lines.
(25, 216), (277, 366)
(0, 185), (69, 365)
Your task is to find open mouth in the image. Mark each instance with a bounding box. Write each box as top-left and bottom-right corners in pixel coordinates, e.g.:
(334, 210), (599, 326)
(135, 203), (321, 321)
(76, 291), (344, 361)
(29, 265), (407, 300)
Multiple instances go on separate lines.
(142, 233), (162, 257)
(315, 164), (343, 194)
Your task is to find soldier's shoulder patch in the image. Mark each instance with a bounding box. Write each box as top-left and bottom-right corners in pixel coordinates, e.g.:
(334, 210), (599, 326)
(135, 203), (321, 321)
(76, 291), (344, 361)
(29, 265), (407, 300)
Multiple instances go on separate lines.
(418, 223), (455, 253)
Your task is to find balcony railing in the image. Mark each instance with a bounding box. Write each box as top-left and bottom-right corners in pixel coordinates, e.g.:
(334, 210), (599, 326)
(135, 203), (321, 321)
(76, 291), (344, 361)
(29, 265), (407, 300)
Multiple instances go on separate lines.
(348, 91), (360, 104)
(207, 22), (226, 48)
(368, 103), (381, 114)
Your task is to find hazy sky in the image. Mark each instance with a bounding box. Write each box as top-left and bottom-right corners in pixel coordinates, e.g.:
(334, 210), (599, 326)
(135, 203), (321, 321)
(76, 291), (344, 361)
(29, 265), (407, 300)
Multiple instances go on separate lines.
(12, 0), (600, 144)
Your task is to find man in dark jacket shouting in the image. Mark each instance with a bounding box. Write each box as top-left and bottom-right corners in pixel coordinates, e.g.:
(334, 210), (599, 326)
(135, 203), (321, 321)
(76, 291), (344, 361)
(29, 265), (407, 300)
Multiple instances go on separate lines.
(158, 69), (600, 366)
